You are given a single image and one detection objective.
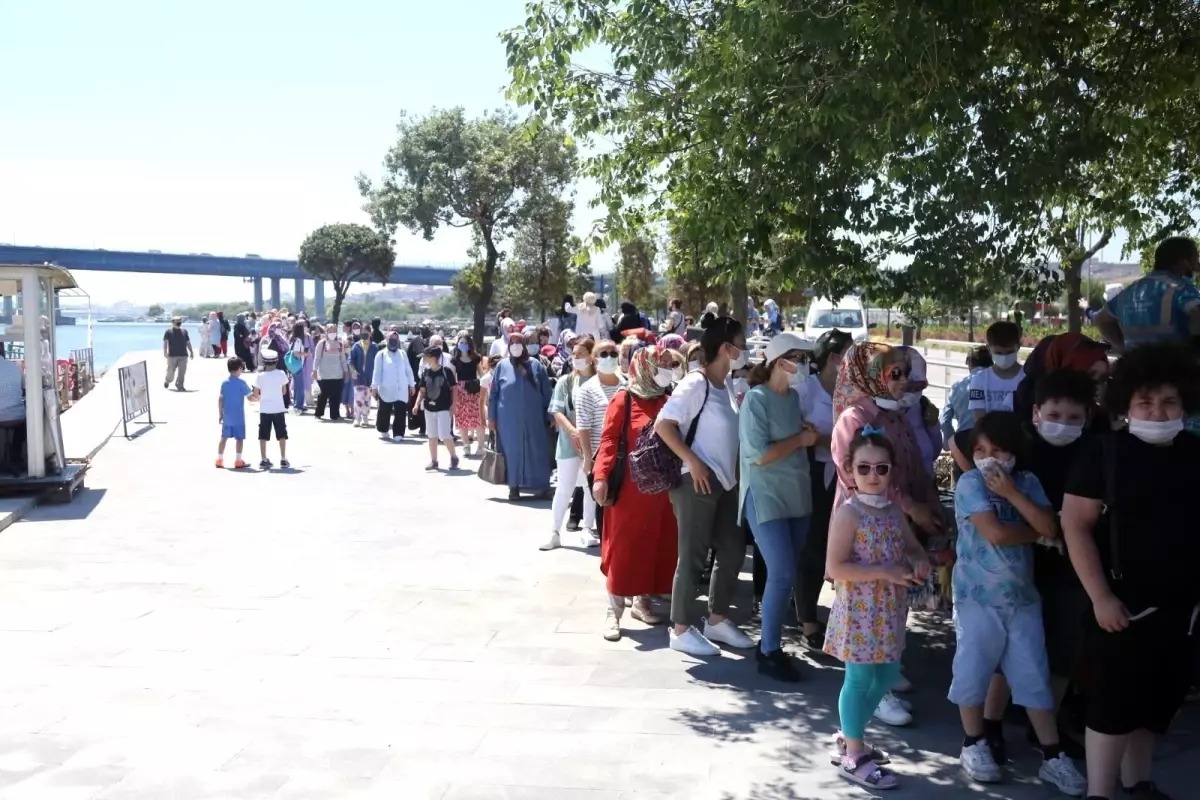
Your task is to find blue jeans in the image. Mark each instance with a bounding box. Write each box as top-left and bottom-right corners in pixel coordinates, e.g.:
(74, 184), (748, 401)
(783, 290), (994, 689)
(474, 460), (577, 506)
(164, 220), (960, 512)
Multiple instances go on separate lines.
(744, 490), (810, 654)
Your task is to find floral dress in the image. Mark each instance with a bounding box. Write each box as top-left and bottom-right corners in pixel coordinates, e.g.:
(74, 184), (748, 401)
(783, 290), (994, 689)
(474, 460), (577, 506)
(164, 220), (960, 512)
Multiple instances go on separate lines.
(824, 497), (909, 664)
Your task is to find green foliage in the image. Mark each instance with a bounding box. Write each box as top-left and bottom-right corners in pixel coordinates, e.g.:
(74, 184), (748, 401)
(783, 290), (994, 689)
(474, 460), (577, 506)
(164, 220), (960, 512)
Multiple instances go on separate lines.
(616, 236), (656, 311)
(505, 1), (1200, 334)
(147, 304), (165, 318)
(358, 107), (576, 340)
(297, 223), (395, 323)
(501, 192), (577, 319)
(171, 301), (249, 321)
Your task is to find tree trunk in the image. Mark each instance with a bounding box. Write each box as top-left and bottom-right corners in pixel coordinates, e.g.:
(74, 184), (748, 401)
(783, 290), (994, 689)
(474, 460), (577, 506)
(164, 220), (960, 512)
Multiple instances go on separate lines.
(474, 230), (499, 344)
(1067, 229), (1113, 333)
(968, 306), (975, 342)
(331, 280), (348, 325)
(731, 269), (748, 328)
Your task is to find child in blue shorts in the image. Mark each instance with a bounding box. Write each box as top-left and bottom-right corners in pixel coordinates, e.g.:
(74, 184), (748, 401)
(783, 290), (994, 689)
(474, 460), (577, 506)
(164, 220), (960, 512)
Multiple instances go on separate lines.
(951, 411), (1085, 796)
(217, 357), (252, 469)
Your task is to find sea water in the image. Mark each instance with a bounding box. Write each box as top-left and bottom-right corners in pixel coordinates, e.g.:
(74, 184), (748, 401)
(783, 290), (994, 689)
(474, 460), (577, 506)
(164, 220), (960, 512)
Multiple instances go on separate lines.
(9, 322), (213, 371)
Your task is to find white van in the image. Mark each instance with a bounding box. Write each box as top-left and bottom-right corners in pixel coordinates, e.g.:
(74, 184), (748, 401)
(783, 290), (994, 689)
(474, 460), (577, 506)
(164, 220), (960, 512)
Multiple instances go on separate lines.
(804, 295), (871, 342)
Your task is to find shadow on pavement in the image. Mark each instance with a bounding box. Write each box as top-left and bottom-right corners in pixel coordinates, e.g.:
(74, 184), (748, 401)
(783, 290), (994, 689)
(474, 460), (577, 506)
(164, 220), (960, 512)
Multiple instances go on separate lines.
(27, 487), (108, 521)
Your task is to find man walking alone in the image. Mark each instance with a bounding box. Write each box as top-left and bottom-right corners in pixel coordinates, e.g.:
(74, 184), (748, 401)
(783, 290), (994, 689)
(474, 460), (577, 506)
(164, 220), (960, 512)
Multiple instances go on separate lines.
(162, 316), (194, 391)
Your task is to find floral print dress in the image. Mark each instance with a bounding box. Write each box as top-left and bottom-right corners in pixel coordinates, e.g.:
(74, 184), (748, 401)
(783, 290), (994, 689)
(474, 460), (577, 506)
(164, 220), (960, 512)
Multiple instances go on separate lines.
(824, 497), (909, 664)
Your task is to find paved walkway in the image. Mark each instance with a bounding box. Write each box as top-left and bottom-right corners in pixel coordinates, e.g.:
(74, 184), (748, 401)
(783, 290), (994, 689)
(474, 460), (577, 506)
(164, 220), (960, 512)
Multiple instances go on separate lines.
(0, 355), (1194, 799)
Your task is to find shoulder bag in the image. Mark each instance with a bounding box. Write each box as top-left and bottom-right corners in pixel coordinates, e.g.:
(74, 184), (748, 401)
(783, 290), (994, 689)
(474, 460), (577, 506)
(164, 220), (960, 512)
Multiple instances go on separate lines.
(629, 379), (709, 494)
(478, 431), (507, 486)
(598, 389), (632, 507)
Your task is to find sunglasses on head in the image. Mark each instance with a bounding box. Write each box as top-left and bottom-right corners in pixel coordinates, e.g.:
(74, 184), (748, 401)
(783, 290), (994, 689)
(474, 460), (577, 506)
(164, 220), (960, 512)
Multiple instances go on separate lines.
(855, 462), (891, 476)
(595, 350), (619, 358)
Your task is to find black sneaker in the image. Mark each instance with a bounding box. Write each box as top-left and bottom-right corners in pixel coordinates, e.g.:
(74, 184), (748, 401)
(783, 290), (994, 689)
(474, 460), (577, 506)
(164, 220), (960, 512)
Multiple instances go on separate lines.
(449, 457), (460, 470)
(799, 626), (826, 651)
(259, 459), (273, 470)
(279, 459), (290, 469)
(565, 520), (582, 532)
(1124, 781), (1173, 798)
(756, 648), (803, 683)
(508, 487), (520, 501)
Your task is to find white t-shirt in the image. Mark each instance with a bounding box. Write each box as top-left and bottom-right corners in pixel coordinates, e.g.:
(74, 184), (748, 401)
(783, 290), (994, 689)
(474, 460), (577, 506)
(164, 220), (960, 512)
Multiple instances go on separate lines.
(658, 372), (740, 492)
(256, 369), (290, 414)
(797, 373), (836, 488)
(489, 336), (508, 358)
(967, 366), (1025, 413)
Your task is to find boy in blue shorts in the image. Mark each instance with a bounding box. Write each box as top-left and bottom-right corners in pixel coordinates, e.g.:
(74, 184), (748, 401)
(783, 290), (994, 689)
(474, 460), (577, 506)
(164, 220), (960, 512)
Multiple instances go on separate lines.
(217, 357), (252, 469)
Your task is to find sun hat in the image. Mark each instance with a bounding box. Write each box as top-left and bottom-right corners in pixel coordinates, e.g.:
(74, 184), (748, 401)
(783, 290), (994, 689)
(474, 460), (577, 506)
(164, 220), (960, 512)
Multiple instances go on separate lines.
(764, 333), (814, 365)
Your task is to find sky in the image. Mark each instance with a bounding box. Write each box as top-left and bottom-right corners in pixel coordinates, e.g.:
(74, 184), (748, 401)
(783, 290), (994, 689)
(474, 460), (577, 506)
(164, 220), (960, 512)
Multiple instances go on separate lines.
(0, 0), (604, 306)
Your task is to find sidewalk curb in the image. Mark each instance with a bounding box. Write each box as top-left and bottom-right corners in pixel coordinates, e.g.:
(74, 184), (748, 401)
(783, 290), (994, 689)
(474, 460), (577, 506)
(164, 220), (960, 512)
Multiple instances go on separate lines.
(0, 497), (38, 535)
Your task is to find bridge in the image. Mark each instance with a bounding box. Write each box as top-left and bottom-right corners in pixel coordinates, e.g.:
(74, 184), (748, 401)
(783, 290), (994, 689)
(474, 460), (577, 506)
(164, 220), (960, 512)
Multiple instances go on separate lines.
(0, 245), (464, 319)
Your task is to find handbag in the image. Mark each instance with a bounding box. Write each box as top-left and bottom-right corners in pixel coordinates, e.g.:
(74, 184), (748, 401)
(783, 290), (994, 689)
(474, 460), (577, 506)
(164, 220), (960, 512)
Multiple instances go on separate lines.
(464, 379), (481, 394)
(407, 406), (425, 432)
(478, 431), (507, 486)
(284, 352), (303, 374)
(597, 389), (632, 507)
(629, 379), (708, 494)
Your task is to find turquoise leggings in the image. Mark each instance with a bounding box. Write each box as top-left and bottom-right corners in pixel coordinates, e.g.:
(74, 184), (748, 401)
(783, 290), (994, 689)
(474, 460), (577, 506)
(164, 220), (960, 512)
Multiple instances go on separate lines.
(839, 662), (901, 739)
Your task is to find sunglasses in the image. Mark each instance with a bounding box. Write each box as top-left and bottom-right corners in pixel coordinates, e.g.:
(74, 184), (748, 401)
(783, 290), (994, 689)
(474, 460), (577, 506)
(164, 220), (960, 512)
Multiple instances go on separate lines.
(886, 367), (911, 381)
(854, 462), (891, 476)
(595, 350), (619, 358)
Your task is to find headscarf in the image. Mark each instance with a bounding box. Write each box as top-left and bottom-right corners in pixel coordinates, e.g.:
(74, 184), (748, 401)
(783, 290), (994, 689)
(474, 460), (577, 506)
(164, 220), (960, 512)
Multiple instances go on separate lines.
(834, 341), (901, 416)
(627, 346), (666, 399)
(1044, 332), (1107, 373)
(659, 333), (685, 352)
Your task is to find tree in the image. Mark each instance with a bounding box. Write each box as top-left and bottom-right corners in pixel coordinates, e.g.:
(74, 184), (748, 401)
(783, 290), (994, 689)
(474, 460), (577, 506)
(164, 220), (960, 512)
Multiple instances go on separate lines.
(147, 304), (165, 318)
(358, 108), (576, 342)
(503, 193), (575, 320)
(506, 1), (1200, 333)
(297, 223), (395, 324)
(616, 236), (656, 312)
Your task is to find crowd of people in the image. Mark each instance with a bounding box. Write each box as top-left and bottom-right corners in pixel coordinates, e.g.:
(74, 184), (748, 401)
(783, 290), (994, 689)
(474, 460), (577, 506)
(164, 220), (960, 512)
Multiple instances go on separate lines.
(176, 236), (1200, 797)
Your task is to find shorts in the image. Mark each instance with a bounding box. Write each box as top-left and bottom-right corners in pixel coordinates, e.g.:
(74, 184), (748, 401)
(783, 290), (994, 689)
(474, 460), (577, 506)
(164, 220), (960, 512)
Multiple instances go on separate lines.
(258, 412), (288, 441)
(948, 600), (1053, 710)
(426, 409), (452, 440)
(221, 422), (246, 441)
(1083, 606), (1193, 735)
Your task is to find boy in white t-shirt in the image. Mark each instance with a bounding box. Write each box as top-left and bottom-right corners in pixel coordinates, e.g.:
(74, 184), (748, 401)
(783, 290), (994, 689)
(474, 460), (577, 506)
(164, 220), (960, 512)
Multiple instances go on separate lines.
(969, 320), (1024, 422)
(254, 348), (291, 470)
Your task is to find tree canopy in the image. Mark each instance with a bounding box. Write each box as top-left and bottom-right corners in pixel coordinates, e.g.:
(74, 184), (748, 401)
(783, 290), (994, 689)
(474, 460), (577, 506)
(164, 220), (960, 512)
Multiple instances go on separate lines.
(358, 107), (577, 341)
(505, 1), (1200, 332)
(297, 223), (395, 324)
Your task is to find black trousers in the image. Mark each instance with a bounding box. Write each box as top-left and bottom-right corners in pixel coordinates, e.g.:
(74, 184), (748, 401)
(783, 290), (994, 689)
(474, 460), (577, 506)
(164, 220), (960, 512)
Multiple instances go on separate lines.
(376, 400), (407, 437)
(586, 472), (604, 542)
(795, 466), (835, 624)
(315, 378), (344, 420)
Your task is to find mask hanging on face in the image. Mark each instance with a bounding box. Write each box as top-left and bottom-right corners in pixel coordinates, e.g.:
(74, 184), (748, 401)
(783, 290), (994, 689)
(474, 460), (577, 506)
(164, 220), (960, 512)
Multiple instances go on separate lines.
(856, 492), (892, 509)
(898, 391), (922, 409)
(874, 397), (901, 411)
(1127, 417), (1183, 444)
(1037, 420), (1083, 446)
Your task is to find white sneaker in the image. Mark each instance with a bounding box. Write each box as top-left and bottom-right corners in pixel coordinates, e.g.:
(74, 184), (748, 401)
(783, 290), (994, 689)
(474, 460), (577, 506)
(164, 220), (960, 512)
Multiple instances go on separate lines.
(539, 532), (561, 551)
(703, 618), (754, 649)
(873, 692), (913, 726)
(891, 671), (913, 692)
(893, 695), (913, 712)
(602, 607), (621, 642)
(581, 530), (600, 548)
(960, 740), (1002, 783)
(669, 626), (720, 656)
(1038, 754), (1086, 796)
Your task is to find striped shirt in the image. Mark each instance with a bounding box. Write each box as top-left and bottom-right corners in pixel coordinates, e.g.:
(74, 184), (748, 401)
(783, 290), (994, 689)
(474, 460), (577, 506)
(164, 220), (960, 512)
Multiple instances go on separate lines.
(574, 377), (625, 456)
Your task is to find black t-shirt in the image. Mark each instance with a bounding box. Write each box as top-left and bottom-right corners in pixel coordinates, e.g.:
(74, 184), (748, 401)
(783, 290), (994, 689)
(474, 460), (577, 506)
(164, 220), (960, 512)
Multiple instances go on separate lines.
(418, 367), (453, 412)
(1025, 427), (1090, 591)
(453, 356), (479, 383)
(163, 327), (190, 357)
(1064, 430), (1200, 610)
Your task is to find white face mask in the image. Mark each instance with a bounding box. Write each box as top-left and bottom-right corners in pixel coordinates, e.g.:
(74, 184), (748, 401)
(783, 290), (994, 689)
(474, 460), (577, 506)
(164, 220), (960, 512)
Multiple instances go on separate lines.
(731, 377), (749, 396)
(856, 492), (892, 509)
(572, 357), (591, 372)
(596, 356), (619, 375)
(975, 455), (1016, 475)
(874, 396), (901, 411)
(1037, 420), (1083, 446)
(1127, 417), (1184, 444)
(508, 343), (525, 358)
(992, 352), (1018, 369)
(326, 332), (337, 341)
(728, 347), (749, 371)
(687, 360), (700, 372)
(898, 391), (922, 409)
(785, 366), (804, 388)
(653, 367), (674, 388)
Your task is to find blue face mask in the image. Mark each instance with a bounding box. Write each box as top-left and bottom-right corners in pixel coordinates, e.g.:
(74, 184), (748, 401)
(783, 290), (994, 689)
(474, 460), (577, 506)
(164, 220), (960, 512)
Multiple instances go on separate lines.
(457, 342), (469, 353)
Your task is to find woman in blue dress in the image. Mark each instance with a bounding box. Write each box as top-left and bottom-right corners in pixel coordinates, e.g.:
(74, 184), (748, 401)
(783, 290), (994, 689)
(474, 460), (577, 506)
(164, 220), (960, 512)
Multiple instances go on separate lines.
(488, 336), (553, 501)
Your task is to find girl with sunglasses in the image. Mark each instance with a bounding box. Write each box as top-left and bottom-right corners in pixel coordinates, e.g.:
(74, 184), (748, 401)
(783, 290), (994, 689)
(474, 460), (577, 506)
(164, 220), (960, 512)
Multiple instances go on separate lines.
(825, 427), (929, 790)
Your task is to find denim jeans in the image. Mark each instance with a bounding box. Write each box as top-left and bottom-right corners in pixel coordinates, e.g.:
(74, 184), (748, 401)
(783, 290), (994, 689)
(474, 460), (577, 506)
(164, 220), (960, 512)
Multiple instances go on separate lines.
(744, 489), (810, 654)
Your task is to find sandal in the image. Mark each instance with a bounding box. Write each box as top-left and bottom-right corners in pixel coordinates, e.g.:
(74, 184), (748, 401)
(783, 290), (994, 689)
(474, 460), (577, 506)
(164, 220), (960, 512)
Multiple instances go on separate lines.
(837, 753), (897, 789)
(829, 731), (890, 765)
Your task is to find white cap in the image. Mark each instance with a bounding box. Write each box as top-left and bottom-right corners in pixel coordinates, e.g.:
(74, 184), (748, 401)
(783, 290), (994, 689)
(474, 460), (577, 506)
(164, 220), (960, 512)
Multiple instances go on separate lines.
(260, 347), (278, 362)
(500, 317), (515, 331)
(764, 333), (814, 365)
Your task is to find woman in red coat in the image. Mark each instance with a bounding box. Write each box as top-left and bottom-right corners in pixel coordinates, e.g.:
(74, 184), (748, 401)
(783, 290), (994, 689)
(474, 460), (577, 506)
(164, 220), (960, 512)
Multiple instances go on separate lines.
(592, 345), (679, 641)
